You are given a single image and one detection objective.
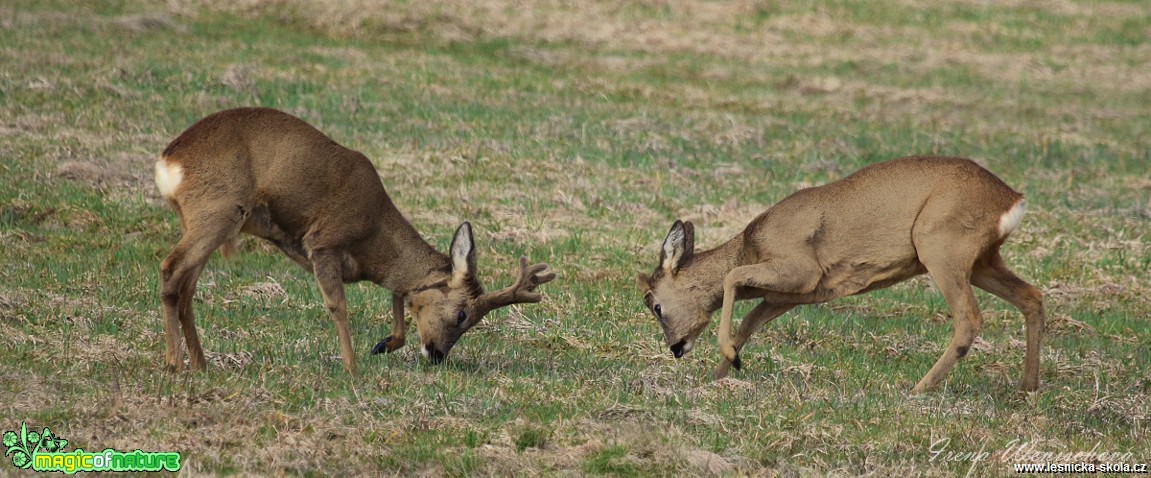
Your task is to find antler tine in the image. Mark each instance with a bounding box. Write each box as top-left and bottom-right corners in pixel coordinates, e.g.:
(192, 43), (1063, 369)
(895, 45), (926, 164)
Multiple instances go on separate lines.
(481, 257), (556, 310)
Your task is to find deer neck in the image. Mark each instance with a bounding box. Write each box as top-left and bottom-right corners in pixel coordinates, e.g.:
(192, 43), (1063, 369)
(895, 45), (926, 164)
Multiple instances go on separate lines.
(359, 220), (453, 293)
(682, 233), (751, 313)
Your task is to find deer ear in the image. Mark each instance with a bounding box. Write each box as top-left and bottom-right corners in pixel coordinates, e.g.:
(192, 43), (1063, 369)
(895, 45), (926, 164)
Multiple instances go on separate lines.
(660, 220), (693, 274)
(682, 220), (695, 256)
(636, 272), (652, 292)
(450, 222), (477, 277)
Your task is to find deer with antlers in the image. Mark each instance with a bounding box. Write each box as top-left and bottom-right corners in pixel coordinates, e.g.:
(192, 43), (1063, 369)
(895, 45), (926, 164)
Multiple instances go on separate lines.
(637, 156), (1044, 392)
(155, 107), (555, 372)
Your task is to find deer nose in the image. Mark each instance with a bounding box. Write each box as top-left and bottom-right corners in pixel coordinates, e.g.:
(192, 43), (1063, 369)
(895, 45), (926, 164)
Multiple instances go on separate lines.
(670, 340), (687, 358)
(424, 343), (446, 364)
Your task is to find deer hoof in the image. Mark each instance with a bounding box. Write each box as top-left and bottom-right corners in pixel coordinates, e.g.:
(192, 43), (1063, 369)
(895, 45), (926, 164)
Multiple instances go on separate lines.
(731, 353), (742, 371)
(371, 336), (404, 354)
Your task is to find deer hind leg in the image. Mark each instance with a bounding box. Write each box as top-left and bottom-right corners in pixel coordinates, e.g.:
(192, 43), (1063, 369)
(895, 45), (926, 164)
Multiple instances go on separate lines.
(971, 250), (1044, 391)
(712, 301), (796, 379)
(309, 249), (357, 373)
(913, 251), (983, 393)
(178, 263), (208, 370)
(160, 206), (246, 372)
(160, 250), (185, 371)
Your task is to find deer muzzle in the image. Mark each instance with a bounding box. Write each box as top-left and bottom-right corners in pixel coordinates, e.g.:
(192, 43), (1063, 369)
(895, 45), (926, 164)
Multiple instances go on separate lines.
(422, 343), (447, 364)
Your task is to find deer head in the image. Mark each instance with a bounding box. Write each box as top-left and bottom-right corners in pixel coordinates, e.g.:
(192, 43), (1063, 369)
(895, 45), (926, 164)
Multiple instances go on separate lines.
(636, 220), (716, 359)
(406, 223), (556, 363)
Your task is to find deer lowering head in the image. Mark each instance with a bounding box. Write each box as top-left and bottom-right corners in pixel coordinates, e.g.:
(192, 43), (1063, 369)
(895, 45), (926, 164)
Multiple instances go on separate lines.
(638, 156), (1045, 393)
(155, 107), (555, 372)
(636, 220), (713, 359)
(402, 226), (556, 363)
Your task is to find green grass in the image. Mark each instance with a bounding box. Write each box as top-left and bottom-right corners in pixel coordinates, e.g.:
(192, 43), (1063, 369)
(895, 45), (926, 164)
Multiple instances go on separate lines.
(1, 0), (1149, 475)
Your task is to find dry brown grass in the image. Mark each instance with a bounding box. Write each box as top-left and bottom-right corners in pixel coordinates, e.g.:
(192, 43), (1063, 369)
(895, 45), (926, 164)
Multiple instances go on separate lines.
(172, 0), (1151, 117)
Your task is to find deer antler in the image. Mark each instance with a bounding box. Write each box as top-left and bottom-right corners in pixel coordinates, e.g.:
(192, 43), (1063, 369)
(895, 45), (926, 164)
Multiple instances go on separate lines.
(480, 257), (556, 311)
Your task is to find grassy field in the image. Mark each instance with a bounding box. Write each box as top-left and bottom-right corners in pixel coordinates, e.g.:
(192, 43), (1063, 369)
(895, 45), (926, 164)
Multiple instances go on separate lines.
(2, 0), (1149, 475)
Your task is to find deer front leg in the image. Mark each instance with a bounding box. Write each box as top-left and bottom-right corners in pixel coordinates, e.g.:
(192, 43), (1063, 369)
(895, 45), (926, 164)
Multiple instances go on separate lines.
(310, 249), (357, 373)
(717, 259), (820, 369)
(371, 292), (408, 354)
(712, 301), (795, 379)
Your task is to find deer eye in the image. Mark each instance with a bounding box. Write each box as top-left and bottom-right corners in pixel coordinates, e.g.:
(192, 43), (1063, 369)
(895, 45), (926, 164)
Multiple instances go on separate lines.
(653, 304), (663, 321)
(456, 310), (467, 326)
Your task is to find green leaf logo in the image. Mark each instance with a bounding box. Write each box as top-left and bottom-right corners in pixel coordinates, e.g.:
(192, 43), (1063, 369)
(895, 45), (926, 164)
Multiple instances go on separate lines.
(3, 423), (33, 469)
(4, 422), (64, 469)
(11, 450), (28, 468)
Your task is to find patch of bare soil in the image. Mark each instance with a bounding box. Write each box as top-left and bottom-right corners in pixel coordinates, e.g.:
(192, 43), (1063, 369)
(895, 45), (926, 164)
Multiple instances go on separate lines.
(464, 418), (757, 476)
(54, 152), (154, 200)
(112, 13), (186, 33)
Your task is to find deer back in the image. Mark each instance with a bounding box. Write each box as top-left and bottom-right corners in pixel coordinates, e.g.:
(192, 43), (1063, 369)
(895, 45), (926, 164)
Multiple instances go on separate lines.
(744, 157), (1023, 270)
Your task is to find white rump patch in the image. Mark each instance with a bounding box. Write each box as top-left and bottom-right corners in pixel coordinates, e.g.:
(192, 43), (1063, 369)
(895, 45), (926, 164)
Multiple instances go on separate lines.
(998, 199), (1025, 238)
(154, 157), (183, 199)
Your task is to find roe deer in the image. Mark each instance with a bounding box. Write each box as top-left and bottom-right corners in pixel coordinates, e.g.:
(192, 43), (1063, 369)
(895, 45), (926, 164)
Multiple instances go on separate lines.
(637, 156), (1044, 392)
(155, 107), (555, 372)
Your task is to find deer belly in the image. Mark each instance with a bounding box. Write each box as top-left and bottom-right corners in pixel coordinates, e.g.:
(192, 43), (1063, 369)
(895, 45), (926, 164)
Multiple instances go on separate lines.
(818, 259), (926, 298)
(239, 204), (311, 268)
